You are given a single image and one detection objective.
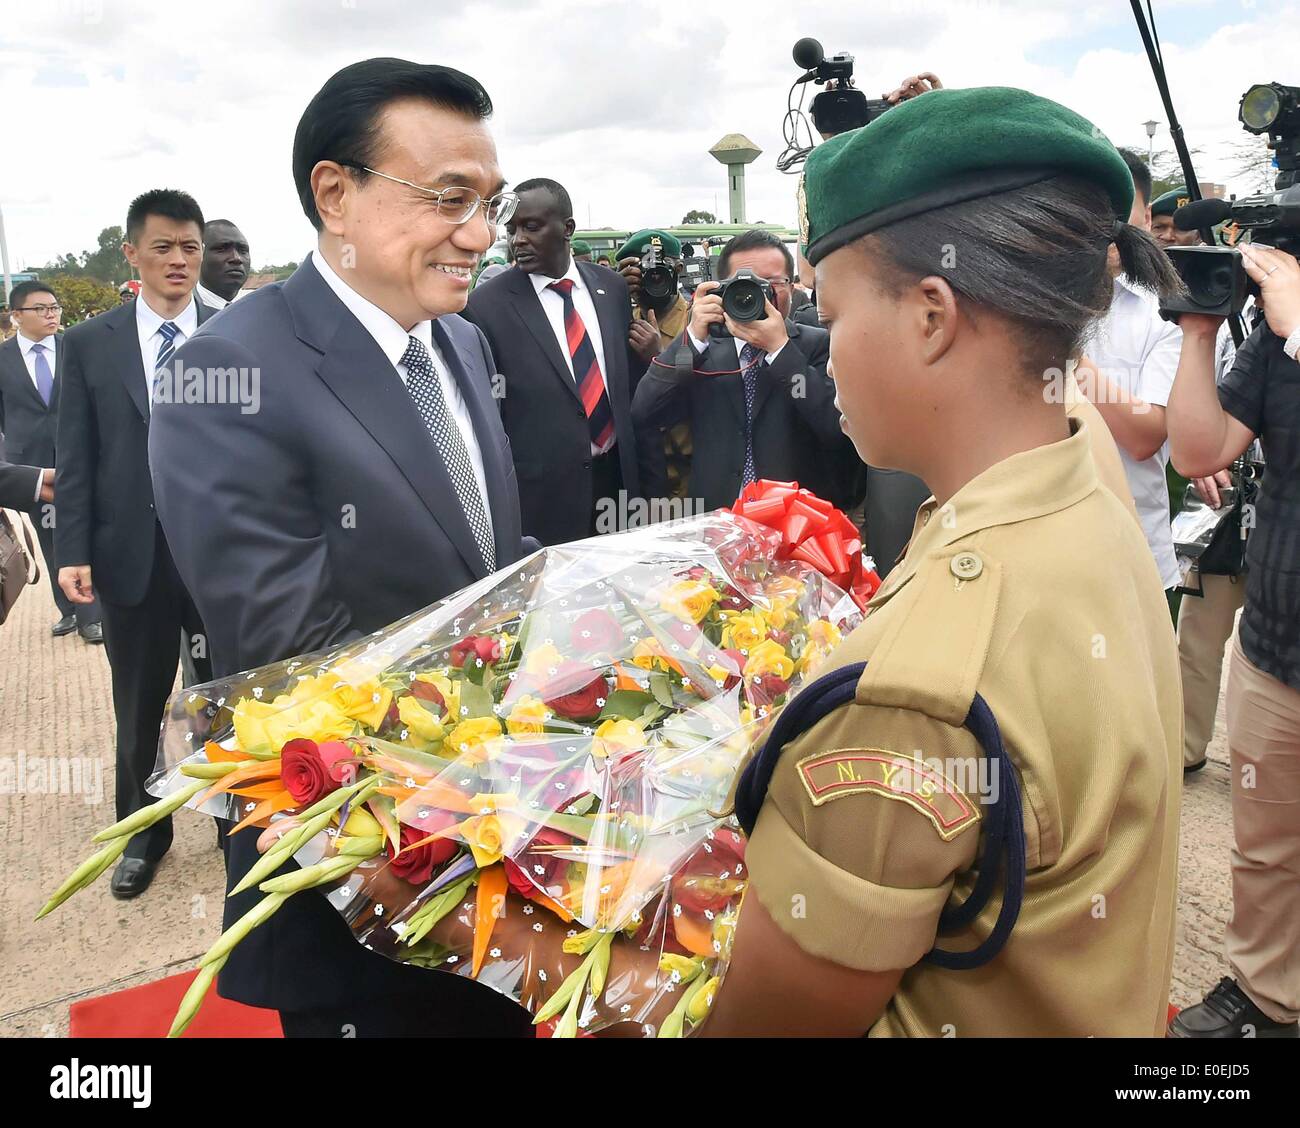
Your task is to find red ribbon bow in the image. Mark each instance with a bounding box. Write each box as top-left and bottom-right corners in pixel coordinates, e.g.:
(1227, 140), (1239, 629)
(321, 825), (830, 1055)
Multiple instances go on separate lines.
(731, 479), (881, 610)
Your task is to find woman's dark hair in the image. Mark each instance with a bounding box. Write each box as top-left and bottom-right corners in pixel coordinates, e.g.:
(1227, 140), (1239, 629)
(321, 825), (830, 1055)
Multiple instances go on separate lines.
(292, 58), (493, 231)
(865, 174), (1185, 377)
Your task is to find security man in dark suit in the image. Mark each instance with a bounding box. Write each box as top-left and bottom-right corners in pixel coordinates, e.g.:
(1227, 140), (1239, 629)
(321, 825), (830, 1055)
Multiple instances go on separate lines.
(466, 178), (645, 544)
(0, 281), (102, 640)
(55, 189), (217, 899)
(0, 435), (48, 513)
(150, 58), (536, 1039)
(631, 228), (854, 510)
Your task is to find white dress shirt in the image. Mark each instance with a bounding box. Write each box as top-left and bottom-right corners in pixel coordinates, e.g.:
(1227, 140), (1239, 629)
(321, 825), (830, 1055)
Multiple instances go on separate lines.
(529, 259), (612, 455)
(1081, 274), (1183, 588)
(309, 250), (491, 522)
(195, 282), (230, 310)
(136, 293), (198, 411)
(687, 324), (788, 365)
(15, 330), (57, 394)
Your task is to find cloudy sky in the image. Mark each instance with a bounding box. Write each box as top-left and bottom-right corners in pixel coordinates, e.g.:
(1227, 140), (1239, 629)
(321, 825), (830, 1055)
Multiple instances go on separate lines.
(1, 0), (1295, 270)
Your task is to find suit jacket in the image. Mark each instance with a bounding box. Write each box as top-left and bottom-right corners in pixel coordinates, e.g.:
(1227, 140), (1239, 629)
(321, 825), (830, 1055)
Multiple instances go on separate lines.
(0, 332), (63, 469)
(0, 435), (41, 514)
(54, 299), (218, 605)
(149, 260), (531, 1014)
(631, 320), (859, 511)
(465, 263), (647, 544)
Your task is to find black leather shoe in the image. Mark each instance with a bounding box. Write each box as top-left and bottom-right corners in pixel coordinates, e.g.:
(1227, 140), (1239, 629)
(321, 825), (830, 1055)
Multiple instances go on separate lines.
(110, 857), (158, 899)
(1169, 978), (1299, 1038)
(1183, 758), (1207, 774)
(52, 614), (77, 637)
(79, 622), (104, 644)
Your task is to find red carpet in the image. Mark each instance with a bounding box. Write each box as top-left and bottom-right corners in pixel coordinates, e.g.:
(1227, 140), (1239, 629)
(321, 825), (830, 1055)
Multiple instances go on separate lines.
(69, 970), (282, 1038)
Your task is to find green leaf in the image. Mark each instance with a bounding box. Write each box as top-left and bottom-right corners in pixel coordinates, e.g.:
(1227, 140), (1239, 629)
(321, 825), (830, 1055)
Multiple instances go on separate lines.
(598, 689), (655, 721)
(457, 679), (496, 720)
(648, 672), (674, 708)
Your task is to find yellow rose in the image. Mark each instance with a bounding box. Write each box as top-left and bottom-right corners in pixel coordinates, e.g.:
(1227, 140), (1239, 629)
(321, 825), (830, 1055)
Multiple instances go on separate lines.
(340, 804), (383, 836)
(659, 579), (718, 624)
(459, 813), (506, 867)
(720, 610), (767, 651)
(761, 595), (798, 630)
(331, 679), (392, 730)
(743, 639), (794, 681)
(523, 642), (564, 676)
(445, 716), (504, 764)
(591, 718), (646, 760)
(412, 672), (459, 720)
(506, 694), (549, 736)
(397, 696), (445, 745)
(631, 639), (671, 673)
(233, 684), (357, 753)
(231, 697), (281, 754)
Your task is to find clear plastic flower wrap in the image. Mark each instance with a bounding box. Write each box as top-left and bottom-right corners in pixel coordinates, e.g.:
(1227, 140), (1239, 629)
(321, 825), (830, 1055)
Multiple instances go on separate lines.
(42, 494), (872, 1036)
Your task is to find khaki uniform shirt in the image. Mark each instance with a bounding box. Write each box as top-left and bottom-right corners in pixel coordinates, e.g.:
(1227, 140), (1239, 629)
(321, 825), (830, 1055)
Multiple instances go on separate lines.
(746, 420), (1182, 1036)
(634, 294), (689, 350)
(636, 296), (692, 498)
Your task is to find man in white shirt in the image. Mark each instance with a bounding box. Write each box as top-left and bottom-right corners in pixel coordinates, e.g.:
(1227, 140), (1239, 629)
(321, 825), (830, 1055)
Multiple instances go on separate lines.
(54, 189), (217, 899)
(1077, 150), (1183, 614)
(195, 219), (251, 310)
(0, 281), (102, 639)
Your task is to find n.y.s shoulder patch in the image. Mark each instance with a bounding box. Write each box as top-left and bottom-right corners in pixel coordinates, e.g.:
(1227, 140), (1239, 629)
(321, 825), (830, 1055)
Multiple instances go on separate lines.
(796, 748), (980, 841)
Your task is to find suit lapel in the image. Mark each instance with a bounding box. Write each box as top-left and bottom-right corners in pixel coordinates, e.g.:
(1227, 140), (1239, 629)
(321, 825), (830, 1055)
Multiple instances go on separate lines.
(293, 270), (487, 579)
(749, 321), (796, 421)
(506, 268), (582, 406)
(703, 336), (747, 427)
(105, 301), (150, 421)
(0, 337), (48, 415)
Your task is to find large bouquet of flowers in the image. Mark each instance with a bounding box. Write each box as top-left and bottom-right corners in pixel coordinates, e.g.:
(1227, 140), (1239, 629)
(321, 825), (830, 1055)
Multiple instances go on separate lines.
(41, 483), (875, 1037)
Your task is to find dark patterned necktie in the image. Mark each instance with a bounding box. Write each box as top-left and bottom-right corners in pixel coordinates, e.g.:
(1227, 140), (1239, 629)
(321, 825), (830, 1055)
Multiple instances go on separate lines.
(400, 335), (495, 572)
(548, 279), (614, 450)
(151, 321), (180, 408)
(740, 343), (762, 485)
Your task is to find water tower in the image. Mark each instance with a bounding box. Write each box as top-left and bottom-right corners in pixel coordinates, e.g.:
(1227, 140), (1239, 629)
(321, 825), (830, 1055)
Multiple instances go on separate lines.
(710, 134), (762, 224)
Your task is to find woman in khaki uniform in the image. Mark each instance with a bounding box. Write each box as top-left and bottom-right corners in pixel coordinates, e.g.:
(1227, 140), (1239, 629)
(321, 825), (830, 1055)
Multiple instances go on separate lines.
(705, 87), (1187, 1036)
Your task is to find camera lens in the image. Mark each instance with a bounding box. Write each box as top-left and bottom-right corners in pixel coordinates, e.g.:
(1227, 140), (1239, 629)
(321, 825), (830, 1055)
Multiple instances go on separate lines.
(1189, 260), (1234, 307)
(724, 280), (763, 321)
(642, 266), (675, 301)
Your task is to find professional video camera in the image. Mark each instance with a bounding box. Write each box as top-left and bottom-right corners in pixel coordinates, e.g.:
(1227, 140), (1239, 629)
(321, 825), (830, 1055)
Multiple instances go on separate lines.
(637, 237), (679, 309)
(708, 268), (774, 340)
(793, 38), (893, 138)
(1161, 82), (1300, 320)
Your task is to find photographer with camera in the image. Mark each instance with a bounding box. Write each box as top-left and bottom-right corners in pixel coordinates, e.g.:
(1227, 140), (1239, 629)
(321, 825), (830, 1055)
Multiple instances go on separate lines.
(1164, 241), (1300, 1039)
(630, 229), (851, 511)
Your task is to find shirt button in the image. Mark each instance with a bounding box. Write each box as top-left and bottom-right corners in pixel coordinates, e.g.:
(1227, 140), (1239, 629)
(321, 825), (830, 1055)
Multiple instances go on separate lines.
(950, 552), (983, 581)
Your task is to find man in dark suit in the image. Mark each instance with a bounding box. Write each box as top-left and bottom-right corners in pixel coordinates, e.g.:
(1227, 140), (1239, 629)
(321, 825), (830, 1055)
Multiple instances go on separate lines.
(0, 281), (102, 640)
(55, 189), (217, 899)
(632, 228), (857, 511)
(465, 178), (645, 543)
(0, 436), (49, 513)
(150, 58), (534, 1038)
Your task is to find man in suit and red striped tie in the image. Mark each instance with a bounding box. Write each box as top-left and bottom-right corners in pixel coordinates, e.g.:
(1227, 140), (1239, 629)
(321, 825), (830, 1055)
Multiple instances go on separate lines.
(465, 178), (647, 544)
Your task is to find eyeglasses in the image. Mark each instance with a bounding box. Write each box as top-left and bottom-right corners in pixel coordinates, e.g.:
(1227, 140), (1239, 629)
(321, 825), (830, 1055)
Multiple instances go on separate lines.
(17, 304), (62, 315)
(337, 161), (519, 226)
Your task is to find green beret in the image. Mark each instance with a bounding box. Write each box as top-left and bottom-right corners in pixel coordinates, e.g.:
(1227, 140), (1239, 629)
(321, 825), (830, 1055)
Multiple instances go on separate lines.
(1150, 187), (1191, 217)
(616, 229), (682, 260)
(803, 86), (1135, 266)
(570, 239), (592, 255)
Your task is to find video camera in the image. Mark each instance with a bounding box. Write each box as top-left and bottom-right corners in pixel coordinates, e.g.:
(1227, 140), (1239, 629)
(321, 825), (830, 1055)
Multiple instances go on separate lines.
(637, 237), (679, 309)
(1161, 82), (1300, 320)
(793, 38), (893, 138)
(708, 268), (774, 340)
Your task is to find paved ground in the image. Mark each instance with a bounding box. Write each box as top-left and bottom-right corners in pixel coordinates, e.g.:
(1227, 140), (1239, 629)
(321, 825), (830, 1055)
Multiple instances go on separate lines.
(0, 521), (1234, 1035)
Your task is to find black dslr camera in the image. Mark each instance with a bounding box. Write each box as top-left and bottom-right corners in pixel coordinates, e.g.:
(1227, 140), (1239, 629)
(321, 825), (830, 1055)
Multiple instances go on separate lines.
(1161, 82), (1300, 320)
(708, 269), (774, 340)
(638, 238), (679, 308)
(793, 37), (893, 137)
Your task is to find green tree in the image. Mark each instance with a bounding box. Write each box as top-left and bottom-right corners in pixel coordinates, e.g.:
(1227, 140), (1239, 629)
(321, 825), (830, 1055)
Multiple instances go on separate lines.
(681, 210), (716, 224)
(45, 276), (117, 325)
(1148, 146), (1204, 202)
(80, 226), (130, 285)
(1223, 134), (1276, 195)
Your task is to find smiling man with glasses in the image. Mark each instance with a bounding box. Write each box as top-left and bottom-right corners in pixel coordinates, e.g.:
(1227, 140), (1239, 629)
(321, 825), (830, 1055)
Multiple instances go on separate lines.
(0, 281), (103, 642)
(148, 57), (536, 1040)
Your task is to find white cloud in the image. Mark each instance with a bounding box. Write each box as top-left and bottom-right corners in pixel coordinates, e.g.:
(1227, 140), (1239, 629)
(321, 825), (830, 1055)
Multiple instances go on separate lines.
(1, 0), (1295, 271)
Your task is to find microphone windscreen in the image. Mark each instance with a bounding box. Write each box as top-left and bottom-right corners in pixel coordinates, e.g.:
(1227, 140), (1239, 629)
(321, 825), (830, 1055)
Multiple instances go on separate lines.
(1173, 198), (1231, 231)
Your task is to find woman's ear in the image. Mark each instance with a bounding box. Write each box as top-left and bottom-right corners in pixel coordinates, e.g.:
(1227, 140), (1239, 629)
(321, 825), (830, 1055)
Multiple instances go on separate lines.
(913, 275), (960, 365)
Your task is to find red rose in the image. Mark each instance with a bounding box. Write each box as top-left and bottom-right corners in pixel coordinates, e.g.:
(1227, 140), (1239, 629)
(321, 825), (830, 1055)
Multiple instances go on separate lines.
(280, 738), (338, 806)
(745, 673), (791, 708)
(718, 585), (748, 613)
(665, 619), (700, 651)
(450, 635), (502, 668)
(542, 662), (609, 721)
(570, 608), (624, 655)
(505, 826), (572, 900)
(387, 818), (459, 886)
(409, 678), (447, 710)
(317, 740), (358, 785)
(767, 627), (791, 648)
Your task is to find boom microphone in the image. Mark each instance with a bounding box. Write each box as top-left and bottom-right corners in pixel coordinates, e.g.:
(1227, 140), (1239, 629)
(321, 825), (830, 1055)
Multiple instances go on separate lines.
(1173, 197), (1232, 231)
